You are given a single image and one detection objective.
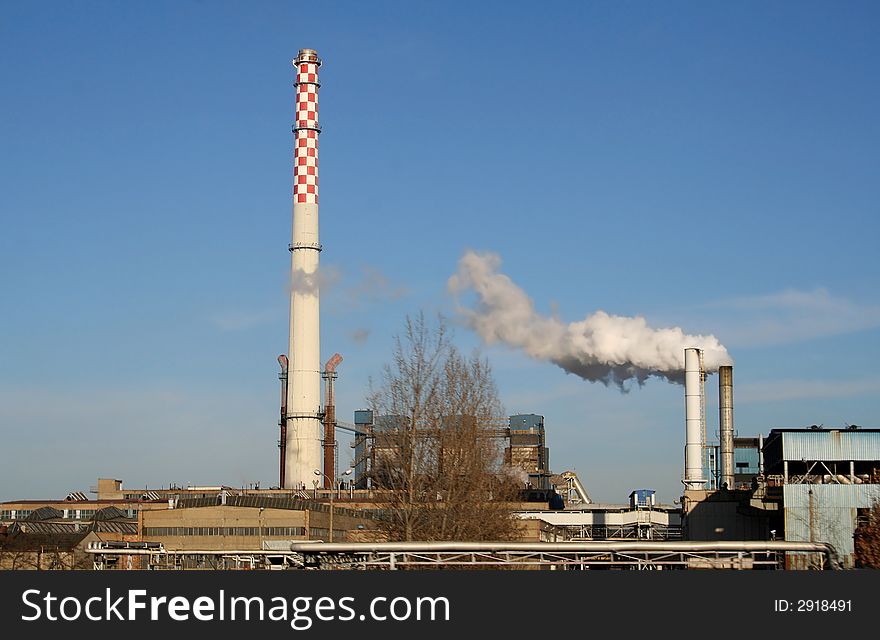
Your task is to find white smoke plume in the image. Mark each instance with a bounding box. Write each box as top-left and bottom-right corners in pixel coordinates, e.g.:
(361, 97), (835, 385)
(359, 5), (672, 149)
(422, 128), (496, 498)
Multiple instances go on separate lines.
(502, 465), (530, 487)
(289, 264), (341, 295)
(448, 251), (732, 389)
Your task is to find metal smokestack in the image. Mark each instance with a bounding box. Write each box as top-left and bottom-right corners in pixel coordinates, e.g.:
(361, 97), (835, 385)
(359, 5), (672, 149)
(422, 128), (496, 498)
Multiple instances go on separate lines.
(322, 353), (343, 489)
(683, 348), (706, 490)
(278, 354), (289, 488)
(285, 48), (324, 488)
(718, 365), (735, 490)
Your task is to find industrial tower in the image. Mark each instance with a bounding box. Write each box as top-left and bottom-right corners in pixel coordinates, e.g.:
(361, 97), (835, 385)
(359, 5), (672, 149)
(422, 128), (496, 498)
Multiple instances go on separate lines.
(285, 49), (323, 488)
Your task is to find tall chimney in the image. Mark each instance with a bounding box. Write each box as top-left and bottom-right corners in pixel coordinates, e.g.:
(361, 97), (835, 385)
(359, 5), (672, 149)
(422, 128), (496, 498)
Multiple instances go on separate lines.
(285, 48), (323, 488)
(718, 365), (735, 490)
(683, 348), (706, 490)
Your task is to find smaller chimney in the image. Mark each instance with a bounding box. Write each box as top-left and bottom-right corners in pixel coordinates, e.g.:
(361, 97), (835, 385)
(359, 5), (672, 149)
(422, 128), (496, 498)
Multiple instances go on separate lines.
(278, 354), (289, 488)
(683, 348), (706, 490)
(718, 365), (734, 490)
(322, 354), (343, 489)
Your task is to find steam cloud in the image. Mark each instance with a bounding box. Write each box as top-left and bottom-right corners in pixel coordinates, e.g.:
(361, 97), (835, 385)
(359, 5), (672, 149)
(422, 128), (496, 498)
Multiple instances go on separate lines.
(290, 265), (341, 295)
(448, 251), (732, 389)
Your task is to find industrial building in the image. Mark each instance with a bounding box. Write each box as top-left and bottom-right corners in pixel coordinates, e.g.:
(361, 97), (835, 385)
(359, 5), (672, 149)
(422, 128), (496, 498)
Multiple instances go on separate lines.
(141, 495), (377, 549)
(0, 493), (140, 570)
(704, 437), (762, 491)
(683, 428), (880, 568)
(348, 410), (552, 495)
(1, 470), (576, 568)
(763, 428), (880, 568)
(0, 528), (102, 570)
(518, 502), (682, 541)
(678, 347), (880, 568)
(506, 414), (551, 490)
(9, 355), (878, 569)
(0, 482), (384, 570)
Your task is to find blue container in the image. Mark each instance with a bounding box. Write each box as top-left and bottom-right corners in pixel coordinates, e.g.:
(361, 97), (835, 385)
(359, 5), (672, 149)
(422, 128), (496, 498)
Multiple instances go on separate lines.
(629, 489), (656, 508)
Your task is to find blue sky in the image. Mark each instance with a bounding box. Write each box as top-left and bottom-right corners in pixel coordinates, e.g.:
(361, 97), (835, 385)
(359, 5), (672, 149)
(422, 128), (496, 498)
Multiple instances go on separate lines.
(2, 1), (878, 503)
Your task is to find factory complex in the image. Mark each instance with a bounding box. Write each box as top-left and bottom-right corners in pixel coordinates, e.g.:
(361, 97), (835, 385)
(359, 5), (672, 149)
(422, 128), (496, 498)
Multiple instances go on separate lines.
(4, 403), (878, 570)
(3, 49), (878, 571)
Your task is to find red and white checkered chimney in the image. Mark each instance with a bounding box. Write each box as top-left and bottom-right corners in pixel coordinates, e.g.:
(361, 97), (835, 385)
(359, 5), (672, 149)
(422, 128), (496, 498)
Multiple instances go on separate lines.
(285, 49), (323, 488)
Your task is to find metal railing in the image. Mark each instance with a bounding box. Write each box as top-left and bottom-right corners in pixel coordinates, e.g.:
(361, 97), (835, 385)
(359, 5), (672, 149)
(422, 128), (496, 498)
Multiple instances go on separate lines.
(85, 540), (839, 571)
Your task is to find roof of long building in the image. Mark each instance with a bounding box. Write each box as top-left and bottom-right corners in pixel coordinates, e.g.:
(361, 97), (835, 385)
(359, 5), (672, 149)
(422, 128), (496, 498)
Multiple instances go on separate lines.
(8, 520), (138, 535)
(0, 530), (94, 551)
(19, 505), (132, 522)
(172, 494), (375, 519)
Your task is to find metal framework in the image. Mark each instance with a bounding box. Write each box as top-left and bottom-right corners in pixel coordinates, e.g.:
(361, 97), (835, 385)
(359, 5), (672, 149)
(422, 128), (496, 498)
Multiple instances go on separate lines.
(86, 540), (838, 571)
(565, 523), (681, 541)
(356, 416), (513, 490)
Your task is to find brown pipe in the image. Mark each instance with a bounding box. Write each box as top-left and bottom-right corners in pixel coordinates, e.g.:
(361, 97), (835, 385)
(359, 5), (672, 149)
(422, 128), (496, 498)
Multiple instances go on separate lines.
(278, 354), (289, 489)
(322, 354), (343, 489)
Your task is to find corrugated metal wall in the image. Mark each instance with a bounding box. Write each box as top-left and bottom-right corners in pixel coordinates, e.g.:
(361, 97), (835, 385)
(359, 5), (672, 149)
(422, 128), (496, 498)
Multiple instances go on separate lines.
(783, 484), (880, 568)
(781, 431), (880, 461)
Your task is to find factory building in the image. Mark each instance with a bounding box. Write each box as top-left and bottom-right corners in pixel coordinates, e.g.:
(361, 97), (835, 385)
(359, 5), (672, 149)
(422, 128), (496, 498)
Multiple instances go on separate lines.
(678, 349), (880, 567)
(517, 475), (682, 543)
(681, 488), (772, 542)
(348, 410), (552, 493)
(505, 414), (551, 491)
(680, 349), (772, 541)
(141, 495), (378, 550)
(0, 499), (139, 570)
(518, 501), (681, 541)
(704, 437), (761, 491)
(0, 479), (169, 523)
(364, 413), (409, 489)
(679, 359), (880, 567)
(685, 425), (880, 567)
(352, 410), (373, 489)
(2, 478), (381, 555)
(762, 428), (880, 568)
(0, 528), (102, 570)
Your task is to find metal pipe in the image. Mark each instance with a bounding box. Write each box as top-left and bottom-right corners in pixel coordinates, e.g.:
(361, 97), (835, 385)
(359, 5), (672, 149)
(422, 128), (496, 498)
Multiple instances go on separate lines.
(288, 540), (839, 569)
(288, 540), (836, 554)
(684, 348), (706, 489)
(86, 540), (841, 569)
(758, 434), (764, 475)
(322, 353), (342, 489)
(719, 365), (734, 489)
(277, 354), (288, 488)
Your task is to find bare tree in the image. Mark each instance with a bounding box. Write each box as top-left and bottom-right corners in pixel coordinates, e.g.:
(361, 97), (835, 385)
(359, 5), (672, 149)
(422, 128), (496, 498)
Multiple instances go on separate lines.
(855, 499), (880, 569)
(368, 313), (520, 542)
(0, 549), (35, 570)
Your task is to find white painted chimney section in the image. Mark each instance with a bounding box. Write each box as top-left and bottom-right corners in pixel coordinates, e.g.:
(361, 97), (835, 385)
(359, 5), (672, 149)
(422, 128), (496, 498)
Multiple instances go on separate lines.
(285, 49), (324, 489)
(684, 348), (706, 489)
